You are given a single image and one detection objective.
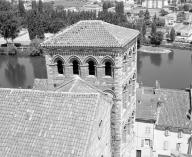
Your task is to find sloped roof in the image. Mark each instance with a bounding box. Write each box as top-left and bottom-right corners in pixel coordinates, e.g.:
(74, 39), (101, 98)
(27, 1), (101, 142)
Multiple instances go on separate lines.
(55, 76), (105, 94)
(33, 79), (50, 91)
(136, 87), (192, 132)
(0, 88), (100, 157)
(136, 87), (157, 122)
(42, 20), (139, 48)
(155, 89), (192, 132)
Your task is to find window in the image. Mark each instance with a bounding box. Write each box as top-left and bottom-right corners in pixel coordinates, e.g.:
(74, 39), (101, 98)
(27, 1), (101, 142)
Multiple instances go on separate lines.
(72, 60), (80, 75)
(141, 139), (144, 147)
(105, 61), (112, 76)
(165, 129), (169, 136)
(176, 143), (181, 151)
(145, 139), (150, 146)
(56, 59), (64, 74)
(88, 60), (96, 75)
(163, 141), (168, 150)
(136, 150), (141, 157)
(178, 131), (183, 138)
(145, 127), (151, 134)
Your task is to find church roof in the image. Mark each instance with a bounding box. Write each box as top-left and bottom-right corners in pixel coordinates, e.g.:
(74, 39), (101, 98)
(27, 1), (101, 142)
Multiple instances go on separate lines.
(41, 20), (139, 48)
(0, 88), (101, 157)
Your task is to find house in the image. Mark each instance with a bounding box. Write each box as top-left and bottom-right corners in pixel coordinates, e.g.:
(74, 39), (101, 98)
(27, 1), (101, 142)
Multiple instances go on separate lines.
(141, 0), (169, 8)
(135, 85), (192, 157)
(165, 13), (177, 27)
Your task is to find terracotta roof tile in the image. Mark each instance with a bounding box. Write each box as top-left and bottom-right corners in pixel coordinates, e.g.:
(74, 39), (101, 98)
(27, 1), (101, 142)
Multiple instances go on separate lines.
(0, 88), (99, 157)
(42, 20), (139, 48)
(156, 89), (192, 131)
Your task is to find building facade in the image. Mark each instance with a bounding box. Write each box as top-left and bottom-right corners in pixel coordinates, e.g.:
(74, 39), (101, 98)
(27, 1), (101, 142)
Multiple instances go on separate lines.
(40, 20), (139, 157)
(135, 86), (192, 157)
(142, 0), (169, 8)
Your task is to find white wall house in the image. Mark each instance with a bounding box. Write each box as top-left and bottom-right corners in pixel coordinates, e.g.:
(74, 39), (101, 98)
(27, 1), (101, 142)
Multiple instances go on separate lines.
(142, 0), (169, 8)
(135, 86), (192, 157)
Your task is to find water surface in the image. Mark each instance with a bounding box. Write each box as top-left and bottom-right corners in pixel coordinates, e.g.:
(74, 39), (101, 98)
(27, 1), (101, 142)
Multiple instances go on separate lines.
(137, 49), (192, 89)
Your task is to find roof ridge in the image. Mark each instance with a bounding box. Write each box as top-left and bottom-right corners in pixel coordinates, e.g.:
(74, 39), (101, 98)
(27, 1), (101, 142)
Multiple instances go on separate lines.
(102, 22), (122, 46)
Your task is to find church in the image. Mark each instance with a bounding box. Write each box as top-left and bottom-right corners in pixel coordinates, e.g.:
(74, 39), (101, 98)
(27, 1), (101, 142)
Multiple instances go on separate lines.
(0, 20), (139, 157)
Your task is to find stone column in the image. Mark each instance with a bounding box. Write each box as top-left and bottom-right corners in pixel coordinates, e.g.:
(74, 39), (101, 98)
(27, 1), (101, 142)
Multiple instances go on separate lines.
(65, 64), (73, 78)
(80, 63), (88, 79)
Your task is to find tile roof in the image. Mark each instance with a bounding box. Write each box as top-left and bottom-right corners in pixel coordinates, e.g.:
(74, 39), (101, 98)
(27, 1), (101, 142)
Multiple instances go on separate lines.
(155, 88), (192, 131)
(136, 87), (158, 122)
(33, 79), (50, 91)
(136, 86), (192, 132)
(55, 75), (106, 94)
(0, 88), (100, 157)
(41, 20), (139, 48)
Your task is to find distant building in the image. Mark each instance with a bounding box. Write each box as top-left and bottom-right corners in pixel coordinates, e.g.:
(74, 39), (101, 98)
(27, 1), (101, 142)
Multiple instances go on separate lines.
(135, 85), (192, 157)
(165, 13), (177, 27)
(141, 0), (169, 8)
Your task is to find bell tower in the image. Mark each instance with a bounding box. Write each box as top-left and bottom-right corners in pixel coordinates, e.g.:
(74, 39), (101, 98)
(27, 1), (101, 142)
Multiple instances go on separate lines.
(41, 20), (139, 157)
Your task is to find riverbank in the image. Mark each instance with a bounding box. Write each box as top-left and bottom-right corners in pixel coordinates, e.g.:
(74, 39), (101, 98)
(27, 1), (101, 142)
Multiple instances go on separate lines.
(138, 45), (172, 54)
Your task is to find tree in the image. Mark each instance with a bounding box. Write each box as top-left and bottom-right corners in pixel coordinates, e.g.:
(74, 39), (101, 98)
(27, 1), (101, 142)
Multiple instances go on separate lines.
(18, 0), (25, 17)
(150, 31), (163, 45)
(183, 4), (190, 11)
(170, 27), (175, 42)
(115, 2), (124, 15)
(0, 12), (20, 43)
(144, 9), (150, 25)
(159, 9), (168, 16)
(38, 0), (43, 13)
(0, 0), (12, 11)
(26, 10), (44, 40)
(138, 10), (144, 18)
(151, 20), (156, 37)
(32, 0), (37, 10)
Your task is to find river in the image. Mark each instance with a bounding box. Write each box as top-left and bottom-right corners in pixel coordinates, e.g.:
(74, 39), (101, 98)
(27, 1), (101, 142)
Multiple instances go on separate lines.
(0, 48), (192, 89)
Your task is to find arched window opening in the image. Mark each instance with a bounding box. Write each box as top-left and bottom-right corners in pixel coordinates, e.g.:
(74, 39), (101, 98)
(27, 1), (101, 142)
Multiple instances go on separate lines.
(56, 59), (64, 74)
(88, 60), (96, 75)
(72, 60), (80, 75)
(105, 61), (112, 76)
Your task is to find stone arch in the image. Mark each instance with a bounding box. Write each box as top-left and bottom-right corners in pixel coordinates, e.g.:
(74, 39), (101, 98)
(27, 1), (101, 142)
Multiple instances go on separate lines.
(67, 55), (83, 65)
(100, 56), (115, 66)
(52, 55), (65, 74)
(52, 55), (65, 64)
(83, 56), (99, 65)
(103, 89), (116, 98)
(67, 56), (82, 75)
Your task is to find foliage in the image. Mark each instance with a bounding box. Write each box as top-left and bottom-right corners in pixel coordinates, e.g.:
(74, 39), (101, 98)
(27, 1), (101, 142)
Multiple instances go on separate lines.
(138, 10), (144, 18)
(183, 4), (190, 11)
(18, 0), (25, 16)
(144, 9), (150, 25)
(150, 31), (164, 45)
(26, 10), (45, 40)
(156, 18), (165, 27)
(48, 18), (66, 33)
(159, 9), (168, 16)
(102, 1), (113, 12)
(29, 38), (43, 56)
(32, 0), (37, 10)
(0, 11), (20, 42)
(151, 19), (156, 37)
(177, 11), (186, 22)
(115, 2), (124, 15)
(170, 28), (176, 42)
(0, 0), (12, 11)
(38, 0), (43, 13)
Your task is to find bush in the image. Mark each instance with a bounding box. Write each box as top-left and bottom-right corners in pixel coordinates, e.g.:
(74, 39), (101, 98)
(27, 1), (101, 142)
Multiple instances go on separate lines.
(159, 9), (168, 16)
(29, 38), (43, 56)
(7, 44), (18, 55)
